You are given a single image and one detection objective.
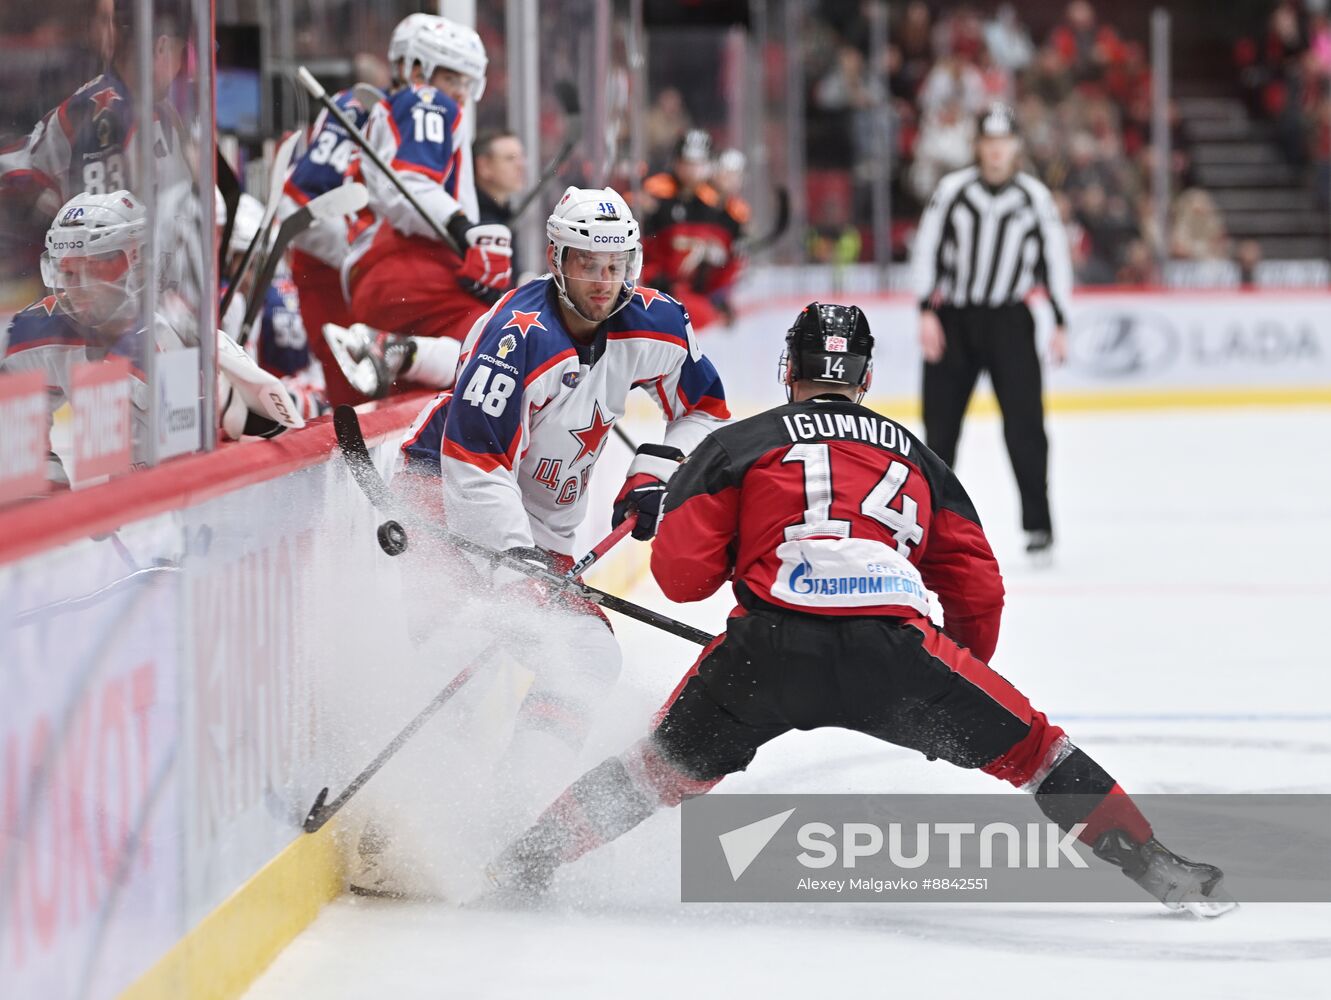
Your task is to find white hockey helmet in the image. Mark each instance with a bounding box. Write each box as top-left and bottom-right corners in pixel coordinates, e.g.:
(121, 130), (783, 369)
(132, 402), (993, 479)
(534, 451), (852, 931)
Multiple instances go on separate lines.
(408, 18), (488, 102)
(41, 189), (147, 328)
(388, 12), (440, 71)
(546, 185), (641, 322)
(227, 192), (265, 257)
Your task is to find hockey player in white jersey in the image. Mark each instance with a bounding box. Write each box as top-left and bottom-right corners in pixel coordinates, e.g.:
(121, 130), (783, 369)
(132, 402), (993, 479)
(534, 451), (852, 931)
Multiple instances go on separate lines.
(389, 185), (729, 855)
(2, 189), (303, 487)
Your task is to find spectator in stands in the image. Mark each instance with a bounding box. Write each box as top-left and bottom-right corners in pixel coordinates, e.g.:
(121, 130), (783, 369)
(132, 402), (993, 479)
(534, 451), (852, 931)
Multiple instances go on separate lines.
(1075, 182), (1136, 283)
(896, 1), (936, 96)
(918, 51), (986, 117)
(645, 87), (691, 170)
(984, 3), (1034, 76)
(1117, 238), (1158, 285)
(909, 97), (975, 203)
(1027, 43), (1074, 105)
(1236, 239), (1265, 285)
(1049, 0), (1119, 86)
(1169, 188), (1230, 261)
(474, 128), (527, 276)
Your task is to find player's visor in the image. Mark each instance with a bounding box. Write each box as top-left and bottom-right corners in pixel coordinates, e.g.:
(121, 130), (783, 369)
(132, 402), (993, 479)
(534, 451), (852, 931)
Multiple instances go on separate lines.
(43, 250), (132, 287)
(559, 248), (639, 284)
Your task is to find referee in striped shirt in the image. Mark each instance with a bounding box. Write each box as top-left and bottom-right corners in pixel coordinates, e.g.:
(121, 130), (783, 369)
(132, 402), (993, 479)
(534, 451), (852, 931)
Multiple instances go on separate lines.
(910, 102), (1072, 559)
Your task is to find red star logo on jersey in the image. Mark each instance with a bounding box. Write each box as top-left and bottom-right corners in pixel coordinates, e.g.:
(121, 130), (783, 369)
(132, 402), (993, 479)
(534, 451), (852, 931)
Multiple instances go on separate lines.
(569, 402), (615, 463)
(501, 309), (546, 338)
(633, 286), (666, 309)
(89, 86), (122, 117)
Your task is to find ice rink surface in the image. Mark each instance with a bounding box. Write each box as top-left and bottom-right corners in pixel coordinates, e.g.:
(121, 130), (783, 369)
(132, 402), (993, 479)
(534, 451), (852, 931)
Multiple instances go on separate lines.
(246, 405), (1331, 999)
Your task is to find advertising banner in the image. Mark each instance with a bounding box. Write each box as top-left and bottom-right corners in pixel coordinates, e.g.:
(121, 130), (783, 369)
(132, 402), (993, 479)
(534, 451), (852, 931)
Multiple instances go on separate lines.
(0, 370), (49, 505)
(69, 358), (132, 488)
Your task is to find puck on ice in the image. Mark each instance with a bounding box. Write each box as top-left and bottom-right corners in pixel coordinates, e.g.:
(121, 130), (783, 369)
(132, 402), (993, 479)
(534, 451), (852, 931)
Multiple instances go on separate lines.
(377, 520), (408, 556)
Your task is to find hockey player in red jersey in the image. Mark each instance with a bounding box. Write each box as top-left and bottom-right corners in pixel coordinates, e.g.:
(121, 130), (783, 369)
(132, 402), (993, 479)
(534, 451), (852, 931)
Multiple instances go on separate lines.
(484, 302), (1234, 917)
(639, 130), (744, 331)
(345, 17), (511, 357)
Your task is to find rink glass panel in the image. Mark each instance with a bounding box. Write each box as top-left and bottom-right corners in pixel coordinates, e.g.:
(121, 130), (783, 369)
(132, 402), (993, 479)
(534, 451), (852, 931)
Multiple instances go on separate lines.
(0, 0), (215, 501)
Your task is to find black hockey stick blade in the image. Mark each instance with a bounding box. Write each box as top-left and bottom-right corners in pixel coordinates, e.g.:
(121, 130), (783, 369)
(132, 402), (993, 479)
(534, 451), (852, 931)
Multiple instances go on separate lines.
(333, 404), (394, 510)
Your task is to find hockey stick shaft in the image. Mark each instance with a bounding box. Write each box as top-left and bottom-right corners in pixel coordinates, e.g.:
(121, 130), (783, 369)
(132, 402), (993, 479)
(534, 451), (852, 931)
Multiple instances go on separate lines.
(220, 131), (301, 320)
(238, 184), (368, 342)
(216, 149), (242, 276)
(613, 423), (639, 452)
(736, 185), (791, 256)
(332, 406), (712, 646)
(566, 516), (636, 579)
(295, 66), (460, 254)
(302, 639), (503, 833)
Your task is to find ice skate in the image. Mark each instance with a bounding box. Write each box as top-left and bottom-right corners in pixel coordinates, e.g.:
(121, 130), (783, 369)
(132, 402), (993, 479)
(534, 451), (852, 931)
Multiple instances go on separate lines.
(348, 820), (413, 899)
(1093, 830), (1238, 918)
(323, 322), (416, 399)
(1025, 530), (1054, 567)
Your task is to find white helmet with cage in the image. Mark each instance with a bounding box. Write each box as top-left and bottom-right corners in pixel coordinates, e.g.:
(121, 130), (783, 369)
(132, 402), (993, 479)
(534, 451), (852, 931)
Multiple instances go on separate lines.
(546, 185), (641, 322)
(388, 12), (440, 70)
(41, 189), (147, 328)
(408, 17), (488, 102)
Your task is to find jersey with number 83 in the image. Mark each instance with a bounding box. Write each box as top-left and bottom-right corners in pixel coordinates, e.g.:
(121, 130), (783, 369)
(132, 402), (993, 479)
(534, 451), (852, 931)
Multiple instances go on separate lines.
(652, 394), (1006, 662)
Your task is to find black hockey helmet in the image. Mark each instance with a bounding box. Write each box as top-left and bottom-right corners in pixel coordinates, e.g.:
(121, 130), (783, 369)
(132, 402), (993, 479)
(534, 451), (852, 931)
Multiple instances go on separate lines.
(781, 302), (874, 401)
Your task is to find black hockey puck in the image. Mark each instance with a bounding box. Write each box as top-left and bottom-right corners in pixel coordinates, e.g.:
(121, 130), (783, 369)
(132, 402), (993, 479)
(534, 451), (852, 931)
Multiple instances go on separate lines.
(377, 520), (408, 556)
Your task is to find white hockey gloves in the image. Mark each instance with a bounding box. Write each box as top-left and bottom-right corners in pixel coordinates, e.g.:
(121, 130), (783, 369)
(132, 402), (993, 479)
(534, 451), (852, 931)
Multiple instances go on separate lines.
(216, 331), (305, 440)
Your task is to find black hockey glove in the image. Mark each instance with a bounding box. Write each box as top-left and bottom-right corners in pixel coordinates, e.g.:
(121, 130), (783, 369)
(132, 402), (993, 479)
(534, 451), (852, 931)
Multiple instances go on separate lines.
(612, 443), (685, 541)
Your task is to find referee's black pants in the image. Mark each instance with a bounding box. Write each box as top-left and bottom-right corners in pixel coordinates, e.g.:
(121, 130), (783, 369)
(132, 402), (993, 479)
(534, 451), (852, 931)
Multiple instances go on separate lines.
(922, 303), (1052, 534)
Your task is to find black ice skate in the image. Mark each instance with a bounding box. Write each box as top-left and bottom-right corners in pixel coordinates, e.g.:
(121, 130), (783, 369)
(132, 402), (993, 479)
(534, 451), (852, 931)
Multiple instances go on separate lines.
(1025, 530), (1054, 566)
(1093, 829), (1237, 918)
(323, 322), (416, 399)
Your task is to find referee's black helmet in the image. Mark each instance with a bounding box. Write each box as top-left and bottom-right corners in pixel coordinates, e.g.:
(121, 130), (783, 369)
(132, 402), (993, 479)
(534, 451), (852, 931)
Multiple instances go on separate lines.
(977, 101), (1018, 139)
(782, 302), (874, 400)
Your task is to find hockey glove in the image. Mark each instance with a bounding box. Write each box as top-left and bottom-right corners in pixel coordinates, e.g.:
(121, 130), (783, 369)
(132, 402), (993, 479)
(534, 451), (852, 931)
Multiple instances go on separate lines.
(612, 443), (686, 541)
(449, 215), (513, 304)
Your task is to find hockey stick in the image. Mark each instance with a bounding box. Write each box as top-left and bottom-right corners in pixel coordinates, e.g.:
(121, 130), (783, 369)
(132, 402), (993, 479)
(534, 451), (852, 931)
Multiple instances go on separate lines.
(216, 148), (242, 274)
(613, 424), (639, 452)
(509, 80), (583, 222)
(296, 65), (461, 254)
(735, 185), (790, 256)
(302, 511), (638, 834)
(333, 406), (713, 646)
(302, 637), (502, 833)
(237, 183), (368, 344)
(566, 515), (636, 579)
(219, 130), (303, 320)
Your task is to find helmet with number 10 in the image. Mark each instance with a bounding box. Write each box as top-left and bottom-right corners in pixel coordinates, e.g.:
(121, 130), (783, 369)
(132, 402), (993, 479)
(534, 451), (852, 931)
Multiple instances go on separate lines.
(546, 186), (642, 325)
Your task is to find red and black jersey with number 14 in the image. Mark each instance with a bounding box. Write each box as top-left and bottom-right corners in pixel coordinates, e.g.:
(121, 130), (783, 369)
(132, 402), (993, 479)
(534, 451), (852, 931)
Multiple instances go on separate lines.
(652, 394), (1006, 662)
